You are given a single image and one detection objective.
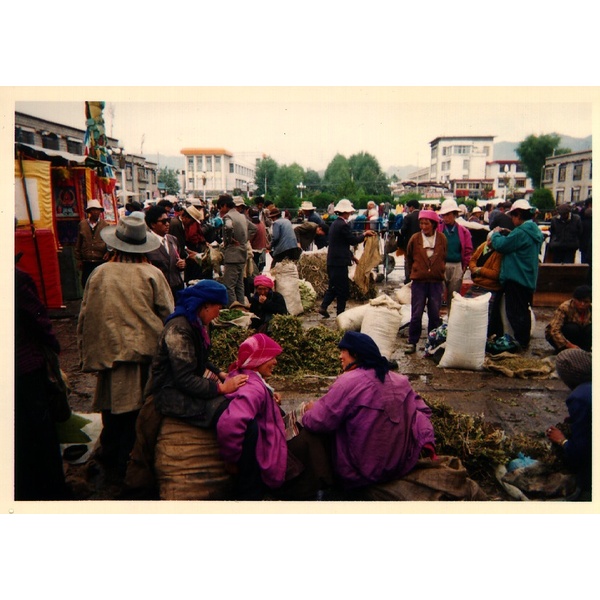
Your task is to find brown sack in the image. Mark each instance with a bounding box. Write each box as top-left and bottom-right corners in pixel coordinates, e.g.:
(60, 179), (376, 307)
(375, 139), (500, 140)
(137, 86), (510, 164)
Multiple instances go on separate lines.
(154, 417), (234, 500)
(362, 455), (489, 501)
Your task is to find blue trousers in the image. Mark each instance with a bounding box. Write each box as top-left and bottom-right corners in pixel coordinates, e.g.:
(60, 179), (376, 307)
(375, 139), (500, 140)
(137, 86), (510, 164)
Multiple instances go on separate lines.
(408, 281), (444, 345)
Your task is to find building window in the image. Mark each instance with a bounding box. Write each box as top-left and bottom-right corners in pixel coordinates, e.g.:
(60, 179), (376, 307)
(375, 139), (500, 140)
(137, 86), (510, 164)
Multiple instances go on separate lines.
(206, 156), (212, 171)
(42, 133), (60, 150)
(544, 167), (554, 183)
(454, 145), (471, 155)
(126, 166), (133, 181)
(188, 157), (194, 170)
(16, 127), (35, 144)
(66, 139), (82, 154)
(571, 188), (581, 203)
(229, 163), (234, 174)
(515, 178), (526, 187)
(463, 160), (469, 170)
(573, 163), (583, 180)
(431, 147), (438, 159)
(556, 190), (564, 204)
(215, 156), (221, 172)
(558, 165), (567, 182)
(483, 146), (490, 156)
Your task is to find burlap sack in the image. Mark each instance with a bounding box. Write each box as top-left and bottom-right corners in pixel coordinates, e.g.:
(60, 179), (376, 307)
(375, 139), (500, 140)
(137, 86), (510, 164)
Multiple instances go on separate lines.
(363, 455), (488, 501)
(154, 417), (234, 500)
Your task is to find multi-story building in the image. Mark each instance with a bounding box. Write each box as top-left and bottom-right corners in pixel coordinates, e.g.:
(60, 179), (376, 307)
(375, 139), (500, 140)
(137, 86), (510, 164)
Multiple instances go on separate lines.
(429, 135), (494, 190)
(541, 150), (592, 205)
(483, 160), (533, 201)
(15, 111), (160, 201)
(181, 148), (257, 199)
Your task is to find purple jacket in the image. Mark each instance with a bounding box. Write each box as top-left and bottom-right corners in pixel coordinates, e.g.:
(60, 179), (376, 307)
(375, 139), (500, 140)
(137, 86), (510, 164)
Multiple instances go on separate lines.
(302, 368), (435, 489)
(216, 370), (287, 488)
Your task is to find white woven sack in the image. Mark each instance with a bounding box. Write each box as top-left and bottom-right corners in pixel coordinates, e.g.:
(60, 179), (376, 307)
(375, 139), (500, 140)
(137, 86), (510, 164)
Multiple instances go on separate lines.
(394, 282), (412, 305)
(438, 292), (490, 370)
(336, 304), (369, 331)
(360, 305), (403, 360)
(270, 261), (304, 316)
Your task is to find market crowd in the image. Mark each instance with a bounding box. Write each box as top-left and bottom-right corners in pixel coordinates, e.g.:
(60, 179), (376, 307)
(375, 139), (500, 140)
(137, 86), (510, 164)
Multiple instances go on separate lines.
(14, 193), (592, 502)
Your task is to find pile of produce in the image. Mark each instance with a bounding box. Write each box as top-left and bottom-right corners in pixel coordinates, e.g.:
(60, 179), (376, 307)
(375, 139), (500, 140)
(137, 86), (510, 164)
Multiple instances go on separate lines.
(427, 399), (555, 490)
(209, 315), (343, 376)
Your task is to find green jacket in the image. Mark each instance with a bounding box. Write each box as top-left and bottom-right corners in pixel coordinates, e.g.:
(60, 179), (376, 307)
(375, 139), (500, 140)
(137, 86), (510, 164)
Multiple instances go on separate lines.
(491, 220), (544, 291)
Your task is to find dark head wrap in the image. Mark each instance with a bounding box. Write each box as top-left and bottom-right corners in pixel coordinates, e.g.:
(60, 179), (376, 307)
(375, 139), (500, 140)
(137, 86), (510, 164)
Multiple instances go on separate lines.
(555, 349), (592, 390)
(338, 331), (394, 383)
(573, 285), (592, 301)
(165, 280), (228, 325)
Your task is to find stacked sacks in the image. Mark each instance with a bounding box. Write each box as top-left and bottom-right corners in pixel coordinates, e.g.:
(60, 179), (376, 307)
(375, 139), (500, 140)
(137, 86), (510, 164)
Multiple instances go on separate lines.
(335, 294), (404, 360)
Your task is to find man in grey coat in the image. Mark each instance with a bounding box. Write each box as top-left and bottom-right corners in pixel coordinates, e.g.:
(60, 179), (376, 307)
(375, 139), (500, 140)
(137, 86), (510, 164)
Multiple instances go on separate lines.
(216, 194), (249, 306)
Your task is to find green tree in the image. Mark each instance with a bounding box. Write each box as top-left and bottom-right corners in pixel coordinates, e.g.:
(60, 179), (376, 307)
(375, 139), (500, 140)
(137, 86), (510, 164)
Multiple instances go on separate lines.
(158, 167), (180, 195)
(348, 152), (389, 195)
(254, 156), (279, 197)
(323, 154), (356, 198)
(276, 163), (305, 209)
(530, 187), (555, 211)
(516, 134), (571, 188)
(303, 168), (322, 194)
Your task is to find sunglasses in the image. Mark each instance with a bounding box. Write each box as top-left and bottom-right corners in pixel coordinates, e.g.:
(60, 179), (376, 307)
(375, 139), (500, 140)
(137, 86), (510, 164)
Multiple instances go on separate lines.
(157, 219), (169, 224)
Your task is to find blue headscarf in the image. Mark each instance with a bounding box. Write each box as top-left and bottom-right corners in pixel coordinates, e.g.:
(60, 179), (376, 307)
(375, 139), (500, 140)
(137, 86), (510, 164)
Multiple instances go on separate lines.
(338, 331), (394, 383)
(165, 280), (228, 325)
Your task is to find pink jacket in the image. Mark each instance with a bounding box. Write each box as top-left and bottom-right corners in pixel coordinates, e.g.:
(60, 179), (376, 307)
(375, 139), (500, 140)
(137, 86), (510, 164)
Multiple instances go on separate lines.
(216, 370), (287, 488)
(439, 222), (473, 270)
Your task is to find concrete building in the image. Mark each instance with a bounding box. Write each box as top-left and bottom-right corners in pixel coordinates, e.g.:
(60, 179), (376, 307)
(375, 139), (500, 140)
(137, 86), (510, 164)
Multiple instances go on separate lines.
(181, 148), (257, 200)
(15, 111), (160, 202)
(541, 149), (592, 205)
(485, 160), (533, 201)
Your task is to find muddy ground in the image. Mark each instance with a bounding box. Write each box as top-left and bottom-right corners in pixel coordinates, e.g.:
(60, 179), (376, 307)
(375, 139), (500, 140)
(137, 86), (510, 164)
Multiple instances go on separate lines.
(50, 265), (570, 503)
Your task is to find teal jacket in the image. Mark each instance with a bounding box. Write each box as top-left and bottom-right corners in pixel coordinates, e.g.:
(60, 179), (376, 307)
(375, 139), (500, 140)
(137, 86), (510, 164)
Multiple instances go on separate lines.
(491, 220), (544, 291)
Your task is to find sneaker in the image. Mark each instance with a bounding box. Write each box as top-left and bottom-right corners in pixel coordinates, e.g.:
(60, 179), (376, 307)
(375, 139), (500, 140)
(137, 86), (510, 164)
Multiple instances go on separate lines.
(404, 343), (416, 354)
(318, 308), (330, 318)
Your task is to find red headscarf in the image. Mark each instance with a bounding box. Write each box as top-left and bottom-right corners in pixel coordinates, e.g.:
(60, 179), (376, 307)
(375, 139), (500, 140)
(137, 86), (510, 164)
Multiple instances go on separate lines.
(253, 275), (274, 289)
(236, 334), (282, 370)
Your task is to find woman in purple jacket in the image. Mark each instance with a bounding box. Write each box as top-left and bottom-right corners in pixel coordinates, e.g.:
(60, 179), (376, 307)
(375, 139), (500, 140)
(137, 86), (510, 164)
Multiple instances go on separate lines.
(216, 334), (332, 500)
(302, 331), (436, 495)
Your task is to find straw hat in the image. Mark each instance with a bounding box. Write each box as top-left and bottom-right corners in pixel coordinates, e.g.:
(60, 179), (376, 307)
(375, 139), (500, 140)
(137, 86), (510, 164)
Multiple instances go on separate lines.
(334, 199), (355, 213)
(184, 205), (204, 224)
(86, 199), (104, 211)
(300, 201), (316, 211)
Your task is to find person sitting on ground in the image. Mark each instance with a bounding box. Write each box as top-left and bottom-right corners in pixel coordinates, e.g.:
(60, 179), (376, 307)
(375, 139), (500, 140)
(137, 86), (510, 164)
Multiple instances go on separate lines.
(545, 348), (592, 501)
(248, 275), (288, 333)
(300, 331), (436, 497)
(465, 232), (504, 338)
(545, 285), (592, 353)
(216, 334), (333, 500)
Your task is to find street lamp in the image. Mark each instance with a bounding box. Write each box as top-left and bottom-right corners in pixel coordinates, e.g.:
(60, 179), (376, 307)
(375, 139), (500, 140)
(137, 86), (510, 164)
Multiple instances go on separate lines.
(297, 182), (306, 199)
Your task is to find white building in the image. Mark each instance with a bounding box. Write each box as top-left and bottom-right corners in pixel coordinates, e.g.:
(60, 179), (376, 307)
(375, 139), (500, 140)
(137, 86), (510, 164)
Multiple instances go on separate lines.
(541, 150), (592, 205)
(429, 135), (494, 184)
(181, 148), (257, 199)
(485, 160), (533, 201)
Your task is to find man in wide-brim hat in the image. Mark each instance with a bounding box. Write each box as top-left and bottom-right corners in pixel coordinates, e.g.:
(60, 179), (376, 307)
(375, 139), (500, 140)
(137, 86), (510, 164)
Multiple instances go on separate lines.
(318, 199), (376, 319)
(77, 213), (174, 479)
(74, 198), (111, 289)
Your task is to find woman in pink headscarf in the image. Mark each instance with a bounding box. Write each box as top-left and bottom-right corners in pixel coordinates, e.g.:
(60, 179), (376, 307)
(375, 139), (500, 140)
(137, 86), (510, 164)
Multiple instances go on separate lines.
(216, 333), (332, 500)
(248, 275), (288, 333)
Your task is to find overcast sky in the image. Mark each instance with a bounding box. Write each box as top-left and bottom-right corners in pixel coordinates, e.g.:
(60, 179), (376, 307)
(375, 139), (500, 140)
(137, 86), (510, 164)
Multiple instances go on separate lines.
(12, 87), (594, 172)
